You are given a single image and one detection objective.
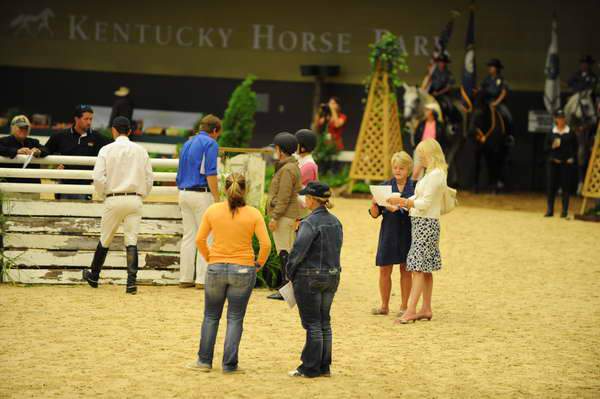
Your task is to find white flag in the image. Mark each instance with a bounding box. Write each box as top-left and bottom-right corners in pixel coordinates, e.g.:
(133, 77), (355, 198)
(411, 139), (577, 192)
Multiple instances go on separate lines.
(544, 17), (560, 113)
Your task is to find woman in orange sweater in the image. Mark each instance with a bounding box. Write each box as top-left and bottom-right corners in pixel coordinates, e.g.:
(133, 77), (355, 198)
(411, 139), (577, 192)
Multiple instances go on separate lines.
(189, 173), (271, 373)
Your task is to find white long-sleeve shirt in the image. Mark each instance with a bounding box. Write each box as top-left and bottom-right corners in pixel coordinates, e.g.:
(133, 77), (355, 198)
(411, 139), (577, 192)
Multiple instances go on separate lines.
(93, 136), (154, 199)
(409, 168), (446, 219)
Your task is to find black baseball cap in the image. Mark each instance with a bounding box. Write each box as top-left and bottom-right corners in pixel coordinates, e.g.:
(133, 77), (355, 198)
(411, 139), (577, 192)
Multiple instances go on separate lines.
(299, 181), (331, 199)
(554, 109), (566, 118)
(112, 116), (131, 130)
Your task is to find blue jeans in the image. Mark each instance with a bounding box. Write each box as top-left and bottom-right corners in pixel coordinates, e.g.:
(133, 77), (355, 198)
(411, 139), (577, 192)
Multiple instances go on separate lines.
(293, 271), (340, 377)
(198, 263), (256, 371)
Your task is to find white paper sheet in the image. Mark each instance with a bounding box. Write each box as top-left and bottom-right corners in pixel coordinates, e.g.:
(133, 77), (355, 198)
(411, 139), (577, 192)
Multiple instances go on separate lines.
(22, 153), (34, 169)
(279, 281), (296, 309)
(369, 185), (393, 206)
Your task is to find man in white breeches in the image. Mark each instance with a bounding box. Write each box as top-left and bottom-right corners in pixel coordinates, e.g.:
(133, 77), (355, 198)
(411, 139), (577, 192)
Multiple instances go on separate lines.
(82, 116), (154, 294)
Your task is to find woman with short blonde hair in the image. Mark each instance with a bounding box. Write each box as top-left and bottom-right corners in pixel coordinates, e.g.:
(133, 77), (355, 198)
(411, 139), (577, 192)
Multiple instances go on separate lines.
(388, 139), (447, 324)
(369, 151), (415, 316)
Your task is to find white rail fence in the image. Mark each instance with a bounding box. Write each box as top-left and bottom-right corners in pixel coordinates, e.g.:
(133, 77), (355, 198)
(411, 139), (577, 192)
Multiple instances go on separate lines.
(0, 155), (179, 195)
(0, 154), (182, 285)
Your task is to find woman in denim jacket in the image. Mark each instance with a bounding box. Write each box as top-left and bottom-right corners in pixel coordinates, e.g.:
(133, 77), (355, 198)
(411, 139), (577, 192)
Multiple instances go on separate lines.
(286, 181), (343, 378)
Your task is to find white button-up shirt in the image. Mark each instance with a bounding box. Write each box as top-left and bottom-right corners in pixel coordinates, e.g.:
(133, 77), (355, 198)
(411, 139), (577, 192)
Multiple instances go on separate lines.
(409, 168), (447, 219)
(93, 136), (154, 199)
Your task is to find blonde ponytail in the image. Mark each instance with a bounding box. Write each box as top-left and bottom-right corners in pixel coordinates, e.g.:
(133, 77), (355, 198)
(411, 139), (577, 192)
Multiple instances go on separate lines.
(225, 173), (246, 216)
(307, 195), (334, 209)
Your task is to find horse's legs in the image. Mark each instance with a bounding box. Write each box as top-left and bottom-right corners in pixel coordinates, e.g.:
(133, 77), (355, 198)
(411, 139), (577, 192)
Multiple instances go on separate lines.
(474, 144), (483, 192)
(446, 135), (462, 187)
(484, 146), (503, 191)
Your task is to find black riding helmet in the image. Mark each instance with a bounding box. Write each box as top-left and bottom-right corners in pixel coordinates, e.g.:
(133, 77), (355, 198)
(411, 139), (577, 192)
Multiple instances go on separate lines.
(272, 132), (298, 155)
(295, 129), (318, 153)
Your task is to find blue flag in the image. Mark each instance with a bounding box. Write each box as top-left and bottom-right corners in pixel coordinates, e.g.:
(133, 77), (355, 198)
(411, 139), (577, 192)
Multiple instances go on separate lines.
(461, 6), (476, 104)
(434, 12), (458, 58)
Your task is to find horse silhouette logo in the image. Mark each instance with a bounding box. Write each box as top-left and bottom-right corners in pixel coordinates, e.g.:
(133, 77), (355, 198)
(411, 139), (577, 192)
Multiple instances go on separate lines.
(9, 8), (55, 37)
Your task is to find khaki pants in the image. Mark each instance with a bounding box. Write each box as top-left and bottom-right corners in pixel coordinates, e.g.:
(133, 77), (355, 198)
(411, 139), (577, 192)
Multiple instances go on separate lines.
(100, 196), (143, 247)
(178, 190), (213, 284)
(272, 216), (296, 253)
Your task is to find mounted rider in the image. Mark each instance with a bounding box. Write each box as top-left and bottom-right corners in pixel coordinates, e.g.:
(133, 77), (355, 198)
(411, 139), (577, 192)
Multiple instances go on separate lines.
(568, 55), (597, 96)
(425, 54), (456, 123)
(477, 58), (512, 135)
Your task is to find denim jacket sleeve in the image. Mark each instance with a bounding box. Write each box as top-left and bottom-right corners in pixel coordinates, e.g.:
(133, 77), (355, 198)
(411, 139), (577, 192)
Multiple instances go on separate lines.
(286, 220), (317, 281)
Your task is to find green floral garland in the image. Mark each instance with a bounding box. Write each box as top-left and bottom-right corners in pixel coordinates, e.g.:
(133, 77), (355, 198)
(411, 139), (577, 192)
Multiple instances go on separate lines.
(364, 31), (409, 97)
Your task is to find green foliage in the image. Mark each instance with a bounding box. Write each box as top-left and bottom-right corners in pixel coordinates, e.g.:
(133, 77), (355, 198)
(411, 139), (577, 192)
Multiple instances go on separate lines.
(364, 31), (409, 97)
(219, 75), (258, 148)
(313, 130), (339, 173)
(320, 166), (350, 188)
(352, 181), (371, 194)
(586, 201), (600, 216)
(252, 213), (282, 288)
(264, 164), (275, 193)
(99, 128), (112, 139)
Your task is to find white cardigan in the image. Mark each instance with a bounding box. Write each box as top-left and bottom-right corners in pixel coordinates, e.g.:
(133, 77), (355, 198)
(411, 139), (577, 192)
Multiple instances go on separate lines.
(409, 168), (447, 219)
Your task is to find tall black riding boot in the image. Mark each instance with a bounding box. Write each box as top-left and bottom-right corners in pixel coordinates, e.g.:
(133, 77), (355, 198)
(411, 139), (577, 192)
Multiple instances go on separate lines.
(545, 195), (555, 217)
(267, 250), (289, 301)
(561, 192), (570, 218)
(126, 245), (139, 294)
(83, 242), (109, 288)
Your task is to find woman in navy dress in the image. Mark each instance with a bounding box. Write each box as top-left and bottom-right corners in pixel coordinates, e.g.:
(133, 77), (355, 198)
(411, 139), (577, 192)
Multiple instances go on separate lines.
(369, 152), (415, 316)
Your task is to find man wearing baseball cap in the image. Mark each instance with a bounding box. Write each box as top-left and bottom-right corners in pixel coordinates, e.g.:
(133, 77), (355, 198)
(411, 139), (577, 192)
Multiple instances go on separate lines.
(0, 115), (49, 184)
(82, 116), (154, 294)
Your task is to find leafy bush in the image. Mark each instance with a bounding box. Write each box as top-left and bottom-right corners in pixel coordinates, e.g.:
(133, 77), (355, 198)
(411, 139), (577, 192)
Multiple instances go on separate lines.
(352, 181), (371, 194)
(264, 164), (275, 193)
(252, 213), (282, 288)
(320, 166), (350, 188)
(313, 130), (339, 173)
(586, 201), (600, 216)
(219, 75), (258, 148)
(364, 31), (409, 98)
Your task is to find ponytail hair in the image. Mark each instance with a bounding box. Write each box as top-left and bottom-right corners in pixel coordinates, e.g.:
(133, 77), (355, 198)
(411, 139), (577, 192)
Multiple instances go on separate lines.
(307, 195), (334, 209)
(225, 173), (246, 216)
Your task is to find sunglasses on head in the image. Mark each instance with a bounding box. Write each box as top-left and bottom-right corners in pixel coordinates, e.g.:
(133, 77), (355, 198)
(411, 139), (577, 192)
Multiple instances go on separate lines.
(76, 104), (93, 112)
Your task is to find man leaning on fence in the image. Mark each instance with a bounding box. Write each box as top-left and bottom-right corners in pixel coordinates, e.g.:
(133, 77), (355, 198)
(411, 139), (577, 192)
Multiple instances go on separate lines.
(82, 116), (154, 294)
(176, 114), (221, 289)
(45, 104), (112, 200)
(0, 115), (49, 185)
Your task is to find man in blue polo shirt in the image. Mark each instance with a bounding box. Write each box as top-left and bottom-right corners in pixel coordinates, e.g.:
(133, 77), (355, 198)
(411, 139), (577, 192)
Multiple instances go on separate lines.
(176, 114), (221, 288)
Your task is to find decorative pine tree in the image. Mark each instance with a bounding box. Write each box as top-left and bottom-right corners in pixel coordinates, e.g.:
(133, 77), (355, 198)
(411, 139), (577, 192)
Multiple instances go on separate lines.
(219, 74), (258, 148)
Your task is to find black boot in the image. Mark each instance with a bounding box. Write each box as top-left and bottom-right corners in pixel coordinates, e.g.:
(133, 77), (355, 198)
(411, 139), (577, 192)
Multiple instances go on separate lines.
(83, 242), (109, 288)
(561, 193), (570, 218)
(126, 245), (138, 294)
(267, 250), (289, 300)
(545, 196), (555, 217)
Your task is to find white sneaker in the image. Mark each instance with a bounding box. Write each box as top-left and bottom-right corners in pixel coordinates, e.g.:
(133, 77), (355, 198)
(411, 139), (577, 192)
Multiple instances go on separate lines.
(288, 369), (306, 378)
